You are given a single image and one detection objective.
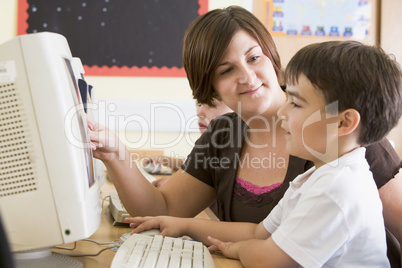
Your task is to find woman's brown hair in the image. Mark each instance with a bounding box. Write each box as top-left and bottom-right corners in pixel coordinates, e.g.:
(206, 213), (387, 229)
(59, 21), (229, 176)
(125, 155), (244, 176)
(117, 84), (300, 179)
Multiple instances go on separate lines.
(183, 6), (282, 106)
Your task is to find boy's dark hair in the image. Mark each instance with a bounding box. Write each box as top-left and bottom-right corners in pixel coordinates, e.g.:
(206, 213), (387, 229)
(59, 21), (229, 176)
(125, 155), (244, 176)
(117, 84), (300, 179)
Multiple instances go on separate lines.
(284, 41), (402, 145)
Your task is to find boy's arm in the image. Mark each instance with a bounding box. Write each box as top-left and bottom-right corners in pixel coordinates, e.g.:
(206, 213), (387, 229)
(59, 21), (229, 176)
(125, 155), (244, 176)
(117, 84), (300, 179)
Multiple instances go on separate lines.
(126, 216), (268, 245)
(208, 235), (298, 268)
(188, 218), (269, 245)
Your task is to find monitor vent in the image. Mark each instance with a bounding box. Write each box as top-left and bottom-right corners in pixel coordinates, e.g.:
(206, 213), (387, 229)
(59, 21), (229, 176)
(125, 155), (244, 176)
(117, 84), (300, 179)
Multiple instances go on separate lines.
(0, 83), (38, 197)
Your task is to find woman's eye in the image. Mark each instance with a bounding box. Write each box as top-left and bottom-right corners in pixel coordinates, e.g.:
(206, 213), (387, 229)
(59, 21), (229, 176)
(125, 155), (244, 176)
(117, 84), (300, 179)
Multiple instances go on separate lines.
(220, 67), (233, 75)
(248, 55), (260, 62)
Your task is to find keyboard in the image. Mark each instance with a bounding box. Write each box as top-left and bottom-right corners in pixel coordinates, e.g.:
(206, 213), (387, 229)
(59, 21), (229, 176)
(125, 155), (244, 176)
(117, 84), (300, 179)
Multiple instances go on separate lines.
(111, 233), (215, 268)
(108, 166), (157, 225)
(109, 190), (130, 225)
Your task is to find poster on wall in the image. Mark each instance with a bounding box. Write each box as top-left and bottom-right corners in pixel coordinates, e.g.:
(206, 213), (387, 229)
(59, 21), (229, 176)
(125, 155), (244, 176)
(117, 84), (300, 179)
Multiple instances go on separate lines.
(261, 0), (372, 39)
(17, 0), (208, 77)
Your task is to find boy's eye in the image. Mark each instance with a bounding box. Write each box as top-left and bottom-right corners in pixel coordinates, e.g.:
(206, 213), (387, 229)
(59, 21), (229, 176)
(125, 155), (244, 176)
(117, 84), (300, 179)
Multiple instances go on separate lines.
(291, 102), (301, 108)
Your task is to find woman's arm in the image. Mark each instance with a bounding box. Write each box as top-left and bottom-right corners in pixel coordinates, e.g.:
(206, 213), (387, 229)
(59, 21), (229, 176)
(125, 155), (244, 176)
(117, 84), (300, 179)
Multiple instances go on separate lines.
(87, 117), (215, 217)
(379, 168), (402, 267)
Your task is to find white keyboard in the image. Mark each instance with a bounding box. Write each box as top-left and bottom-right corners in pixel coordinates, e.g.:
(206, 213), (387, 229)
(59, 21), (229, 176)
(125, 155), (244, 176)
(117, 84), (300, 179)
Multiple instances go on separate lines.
(109, 190), (130, 225)
(111, 233), (215, 268)
(108, 166), (157, 225)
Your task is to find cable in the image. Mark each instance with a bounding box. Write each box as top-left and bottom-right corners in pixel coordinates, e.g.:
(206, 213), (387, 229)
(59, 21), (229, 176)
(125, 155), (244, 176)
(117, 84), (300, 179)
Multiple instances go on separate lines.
(53, 242), (77, 250)
(61, 246), (116, 257)
(53, 237), (121, 257)
(102, 195), (110, 210)
(53, 196), (119, 257)
(81, 238), (117, 246)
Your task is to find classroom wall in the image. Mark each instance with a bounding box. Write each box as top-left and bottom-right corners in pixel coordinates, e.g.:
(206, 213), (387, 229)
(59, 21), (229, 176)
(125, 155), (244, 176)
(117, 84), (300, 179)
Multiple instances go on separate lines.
(0, 0), (242, 159)
(380, 0), (402, 158)
(1, 0), (401, 158)
(101, 0), (242, 158)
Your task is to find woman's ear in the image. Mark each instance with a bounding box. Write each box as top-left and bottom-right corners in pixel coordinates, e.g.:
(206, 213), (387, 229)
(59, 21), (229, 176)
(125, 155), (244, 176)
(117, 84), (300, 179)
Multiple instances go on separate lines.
(338, 109), (361, 137)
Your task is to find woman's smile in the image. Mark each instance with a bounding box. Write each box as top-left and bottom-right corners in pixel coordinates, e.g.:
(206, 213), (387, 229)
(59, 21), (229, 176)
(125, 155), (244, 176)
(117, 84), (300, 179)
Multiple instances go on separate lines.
(240, 84), (262, 95)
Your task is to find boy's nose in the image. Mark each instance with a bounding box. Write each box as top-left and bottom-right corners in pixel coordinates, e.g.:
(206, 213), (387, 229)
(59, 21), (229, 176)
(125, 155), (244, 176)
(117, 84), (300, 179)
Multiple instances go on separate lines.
(277, 105), (287, 120)
(197, 104), (206, 118)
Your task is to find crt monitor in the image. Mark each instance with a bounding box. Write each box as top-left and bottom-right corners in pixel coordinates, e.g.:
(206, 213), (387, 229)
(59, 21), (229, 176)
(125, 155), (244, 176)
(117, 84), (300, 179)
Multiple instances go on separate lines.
(70, 57), (106, 186)
(0, 32), (101, 266)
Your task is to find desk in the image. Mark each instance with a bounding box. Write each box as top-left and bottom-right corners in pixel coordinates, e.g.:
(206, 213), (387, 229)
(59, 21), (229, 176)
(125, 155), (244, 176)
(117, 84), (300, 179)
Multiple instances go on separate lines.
(52, 179), (243, 268)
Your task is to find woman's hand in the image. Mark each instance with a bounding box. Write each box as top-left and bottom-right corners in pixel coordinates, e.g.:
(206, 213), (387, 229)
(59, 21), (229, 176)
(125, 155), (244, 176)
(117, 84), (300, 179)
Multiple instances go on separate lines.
(125, 216), (188, 238)
(86, 115), (123, 161)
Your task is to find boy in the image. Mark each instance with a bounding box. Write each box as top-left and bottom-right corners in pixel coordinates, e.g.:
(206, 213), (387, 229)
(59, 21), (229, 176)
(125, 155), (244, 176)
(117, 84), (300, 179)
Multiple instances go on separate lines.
(127, 41), (402, 267)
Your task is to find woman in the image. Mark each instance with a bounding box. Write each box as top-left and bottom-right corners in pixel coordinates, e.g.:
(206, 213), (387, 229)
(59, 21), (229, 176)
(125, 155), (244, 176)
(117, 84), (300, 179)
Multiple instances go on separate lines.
(150, 99), (232, 187)
(88, 6), (402, 266)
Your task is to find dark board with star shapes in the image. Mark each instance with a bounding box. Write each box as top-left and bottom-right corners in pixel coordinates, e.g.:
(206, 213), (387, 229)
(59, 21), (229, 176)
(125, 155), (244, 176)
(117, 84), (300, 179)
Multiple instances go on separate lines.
(17, 0), (208, 77)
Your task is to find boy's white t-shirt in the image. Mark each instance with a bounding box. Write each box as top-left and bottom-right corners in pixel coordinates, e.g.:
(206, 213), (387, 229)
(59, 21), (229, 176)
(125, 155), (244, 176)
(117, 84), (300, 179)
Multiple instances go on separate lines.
(263, 147), (389, 268)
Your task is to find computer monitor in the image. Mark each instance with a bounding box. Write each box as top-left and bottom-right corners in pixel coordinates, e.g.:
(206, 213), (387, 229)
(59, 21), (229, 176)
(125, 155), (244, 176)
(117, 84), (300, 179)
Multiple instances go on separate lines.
(0, 32), (101, 267)
(71, 57), (106, 187)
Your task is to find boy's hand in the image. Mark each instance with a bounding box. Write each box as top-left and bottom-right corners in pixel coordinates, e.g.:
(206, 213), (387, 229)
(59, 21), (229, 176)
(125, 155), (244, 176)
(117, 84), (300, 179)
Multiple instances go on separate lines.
(209, 236), (298, 267)
(125, 216), (188, 238)
(207, 236), (241, 260)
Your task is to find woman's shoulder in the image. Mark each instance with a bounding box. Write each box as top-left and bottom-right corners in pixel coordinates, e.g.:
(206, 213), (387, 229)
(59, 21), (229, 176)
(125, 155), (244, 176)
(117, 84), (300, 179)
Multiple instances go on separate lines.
(365, 139), (402, 188)
(208, 112), (247, 129)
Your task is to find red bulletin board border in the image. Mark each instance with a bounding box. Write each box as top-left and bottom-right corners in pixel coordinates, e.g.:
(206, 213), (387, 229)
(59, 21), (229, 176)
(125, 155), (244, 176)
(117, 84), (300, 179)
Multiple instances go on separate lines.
(17, 0), (209, 77)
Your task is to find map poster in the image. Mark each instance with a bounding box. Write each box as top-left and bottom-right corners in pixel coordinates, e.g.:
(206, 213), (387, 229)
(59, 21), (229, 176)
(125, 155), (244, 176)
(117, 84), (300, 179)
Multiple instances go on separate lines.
(262, 0), (372, 39)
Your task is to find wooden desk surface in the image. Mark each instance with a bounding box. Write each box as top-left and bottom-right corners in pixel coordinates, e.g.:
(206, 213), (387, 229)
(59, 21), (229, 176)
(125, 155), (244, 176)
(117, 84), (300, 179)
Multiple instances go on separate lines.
(53, 179), (243, 268)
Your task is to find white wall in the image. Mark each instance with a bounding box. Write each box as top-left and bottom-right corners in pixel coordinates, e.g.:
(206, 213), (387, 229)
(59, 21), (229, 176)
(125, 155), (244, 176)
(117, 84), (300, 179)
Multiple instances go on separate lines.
(0, 1), (17, 44)
(381, 0), (402, 158)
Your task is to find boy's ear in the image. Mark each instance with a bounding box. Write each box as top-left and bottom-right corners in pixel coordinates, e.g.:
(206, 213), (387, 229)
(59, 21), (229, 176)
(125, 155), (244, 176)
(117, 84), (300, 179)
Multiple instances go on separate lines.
(338, 109), (360, 137)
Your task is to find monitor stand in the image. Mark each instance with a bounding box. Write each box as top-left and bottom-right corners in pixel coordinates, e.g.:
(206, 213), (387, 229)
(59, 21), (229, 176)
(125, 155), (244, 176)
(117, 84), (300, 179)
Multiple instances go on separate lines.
(14, 248), (83, 268)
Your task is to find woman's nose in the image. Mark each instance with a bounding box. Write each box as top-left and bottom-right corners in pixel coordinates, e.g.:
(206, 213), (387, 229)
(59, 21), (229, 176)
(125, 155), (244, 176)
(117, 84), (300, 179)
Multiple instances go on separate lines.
(238, 65), (256, 85)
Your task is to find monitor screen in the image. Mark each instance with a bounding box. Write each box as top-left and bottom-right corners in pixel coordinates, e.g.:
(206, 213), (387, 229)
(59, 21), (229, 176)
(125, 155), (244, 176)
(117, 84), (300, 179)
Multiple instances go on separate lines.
(64, 57), (95, 187)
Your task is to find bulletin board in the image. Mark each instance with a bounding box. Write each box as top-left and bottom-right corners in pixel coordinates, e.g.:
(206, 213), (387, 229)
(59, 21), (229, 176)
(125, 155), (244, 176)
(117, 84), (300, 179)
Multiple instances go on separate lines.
(17, 0), (208, 77)
(251, 0), (378, 67)
(262, 0), (372, 39)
